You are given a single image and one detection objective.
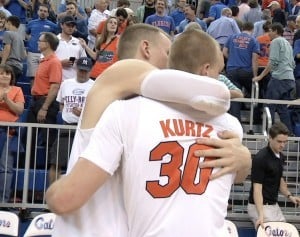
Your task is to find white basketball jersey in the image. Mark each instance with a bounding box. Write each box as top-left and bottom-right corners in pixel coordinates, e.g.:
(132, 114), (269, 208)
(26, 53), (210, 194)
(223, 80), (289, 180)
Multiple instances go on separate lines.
(80, 96), (243, 237)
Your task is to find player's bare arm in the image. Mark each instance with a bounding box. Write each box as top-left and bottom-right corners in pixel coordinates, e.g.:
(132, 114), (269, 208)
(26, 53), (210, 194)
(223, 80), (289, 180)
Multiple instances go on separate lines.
(81, 59), (156, 129)
(46, 158), (109, 214)
(196, 130), (251, 183)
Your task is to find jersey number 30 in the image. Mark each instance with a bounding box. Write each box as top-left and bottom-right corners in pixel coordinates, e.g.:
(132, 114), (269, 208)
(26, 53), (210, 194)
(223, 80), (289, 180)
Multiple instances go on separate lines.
(146, 141), (214, 198)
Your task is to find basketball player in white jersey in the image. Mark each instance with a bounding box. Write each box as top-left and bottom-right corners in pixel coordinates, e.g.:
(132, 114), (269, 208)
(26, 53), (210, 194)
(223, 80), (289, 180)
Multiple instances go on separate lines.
(47, 27), (250, 236)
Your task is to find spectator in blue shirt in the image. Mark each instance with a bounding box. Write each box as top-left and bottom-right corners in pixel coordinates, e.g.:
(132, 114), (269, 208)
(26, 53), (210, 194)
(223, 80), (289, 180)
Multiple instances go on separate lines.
(178, 4), (207, 33)
(170, 0), (186, 33)
(5, 0), (30, 40)
(26, 4), (58, 81)
(205, 0), (226, 24)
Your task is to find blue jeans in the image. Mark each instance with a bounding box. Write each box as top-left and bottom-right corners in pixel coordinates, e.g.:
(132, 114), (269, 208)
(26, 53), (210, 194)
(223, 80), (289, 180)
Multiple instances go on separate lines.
(266, 78), (296, 133)
(0, 136), (13, 203)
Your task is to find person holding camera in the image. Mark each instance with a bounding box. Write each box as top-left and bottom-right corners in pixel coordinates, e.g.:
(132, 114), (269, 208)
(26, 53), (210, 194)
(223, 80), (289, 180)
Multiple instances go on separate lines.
(56, 15), (86, 81)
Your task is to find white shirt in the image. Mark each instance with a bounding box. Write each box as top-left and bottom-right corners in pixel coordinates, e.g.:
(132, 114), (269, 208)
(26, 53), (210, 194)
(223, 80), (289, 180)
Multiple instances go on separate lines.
(56, 78), (94, 124)
(80, 97), (242, 237)
(55, 34), (87, 81)
(87, 9), (110, 48)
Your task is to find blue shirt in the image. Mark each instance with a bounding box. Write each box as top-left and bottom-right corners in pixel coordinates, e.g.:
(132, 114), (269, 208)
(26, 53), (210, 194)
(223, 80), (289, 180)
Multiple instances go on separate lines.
(208, 2), (227, 20)
(293, 39), (300, 78)
(225, 32), (260, 72)
(6, 0), (28, 24)
(145, 14), (175, 34)
(170, 8), (185, 27)
(178, 18), (207, 32)
(207, 16), (240, 45)
(26, 19), (58, 53)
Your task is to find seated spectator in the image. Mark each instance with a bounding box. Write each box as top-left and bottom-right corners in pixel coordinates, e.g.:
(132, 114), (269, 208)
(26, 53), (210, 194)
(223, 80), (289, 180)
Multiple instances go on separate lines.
(49, 57), (94, 184)
(81, 17), (119, 79)
(0, 64), (24, 203)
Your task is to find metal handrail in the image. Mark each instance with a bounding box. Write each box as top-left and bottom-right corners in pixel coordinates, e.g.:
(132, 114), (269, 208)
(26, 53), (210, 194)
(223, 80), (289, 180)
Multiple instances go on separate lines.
(248, 82), (259, 134)
(262, 106), (272, 137)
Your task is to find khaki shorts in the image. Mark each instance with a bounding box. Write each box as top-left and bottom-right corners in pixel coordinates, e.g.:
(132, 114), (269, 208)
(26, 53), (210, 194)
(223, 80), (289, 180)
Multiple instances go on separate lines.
(247, 203), (286, 227)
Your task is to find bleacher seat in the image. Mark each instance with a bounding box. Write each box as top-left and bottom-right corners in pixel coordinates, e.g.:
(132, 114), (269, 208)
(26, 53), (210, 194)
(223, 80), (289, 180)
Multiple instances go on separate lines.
(24, 95), (32, 109)
(18, 109), (28, 123)
(0, 211), (19, 236)
(257, 222), (299, 237)
(13, 169), (48, 192)
(224, 219), (239, 237)
(23, 213), (56, 237)
(56, 111), (63, 125)
(16, 82), (31, 96)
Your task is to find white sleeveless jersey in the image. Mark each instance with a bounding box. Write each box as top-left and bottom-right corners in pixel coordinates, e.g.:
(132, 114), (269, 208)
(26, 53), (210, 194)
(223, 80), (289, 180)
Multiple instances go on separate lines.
(80, 96), (243, 237)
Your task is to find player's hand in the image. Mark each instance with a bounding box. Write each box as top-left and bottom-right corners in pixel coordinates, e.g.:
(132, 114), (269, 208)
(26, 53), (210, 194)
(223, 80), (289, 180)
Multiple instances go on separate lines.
(195, 130), (251, 180)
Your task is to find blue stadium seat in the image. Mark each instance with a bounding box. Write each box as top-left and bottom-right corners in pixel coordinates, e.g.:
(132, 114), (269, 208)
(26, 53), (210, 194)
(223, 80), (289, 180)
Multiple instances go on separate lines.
(13, 169), (48, 192)
(24, 95), (32, 109)
(18, 109), (28, 123)
(16, 82), (31, 96)
(56, 111), (63, 125)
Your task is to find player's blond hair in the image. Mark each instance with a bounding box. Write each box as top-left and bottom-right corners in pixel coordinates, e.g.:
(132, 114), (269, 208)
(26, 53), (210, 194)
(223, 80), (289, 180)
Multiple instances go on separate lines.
(118, 23), (167, 59)
(168, 30), (220, 74)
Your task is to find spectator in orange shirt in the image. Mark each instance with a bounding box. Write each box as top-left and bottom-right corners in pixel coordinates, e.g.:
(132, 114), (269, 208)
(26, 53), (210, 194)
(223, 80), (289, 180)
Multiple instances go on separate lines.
(81, 17), (119, 79)
(256, 21), (272, 123)
(97, 8), (128, 37)
(0, 64), (24, 203)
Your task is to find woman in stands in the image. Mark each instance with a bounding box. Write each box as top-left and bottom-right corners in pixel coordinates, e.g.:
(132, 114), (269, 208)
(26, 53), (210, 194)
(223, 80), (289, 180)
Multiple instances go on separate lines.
(0, 64), (24, 203)
(80, 16), (119, 80)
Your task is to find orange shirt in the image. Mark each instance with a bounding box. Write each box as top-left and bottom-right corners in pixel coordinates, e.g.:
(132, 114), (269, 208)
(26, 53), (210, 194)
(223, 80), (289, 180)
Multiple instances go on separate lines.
(257, 33), (271, 67)
(96, 20), (127, 36)
(0, 86), (24, 122)
(31, 53), (62, 96)
(90, 36), (119, 79)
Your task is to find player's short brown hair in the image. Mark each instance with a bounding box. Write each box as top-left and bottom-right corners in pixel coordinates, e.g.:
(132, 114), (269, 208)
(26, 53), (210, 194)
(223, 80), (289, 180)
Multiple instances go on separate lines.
(118, 23), (167, 59)
(169, 30), (220, 74)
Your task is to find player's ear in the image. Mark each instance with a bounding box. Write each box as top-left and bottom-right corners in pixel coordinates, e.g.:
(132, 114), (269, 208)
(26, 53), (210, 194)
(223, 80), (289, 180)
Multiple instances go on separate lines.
(140, 40), (151, 60)
(197, 63), (210, 76)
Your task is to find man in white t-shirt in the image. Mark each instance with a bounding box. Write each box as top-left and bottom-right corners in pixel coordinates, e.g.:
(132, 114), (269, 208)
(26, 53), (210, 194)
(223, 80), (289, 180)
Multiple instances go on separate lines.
(56, 15), (87, 81)
(48, 57), (94, 184)
(47, 25), (251, 237)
